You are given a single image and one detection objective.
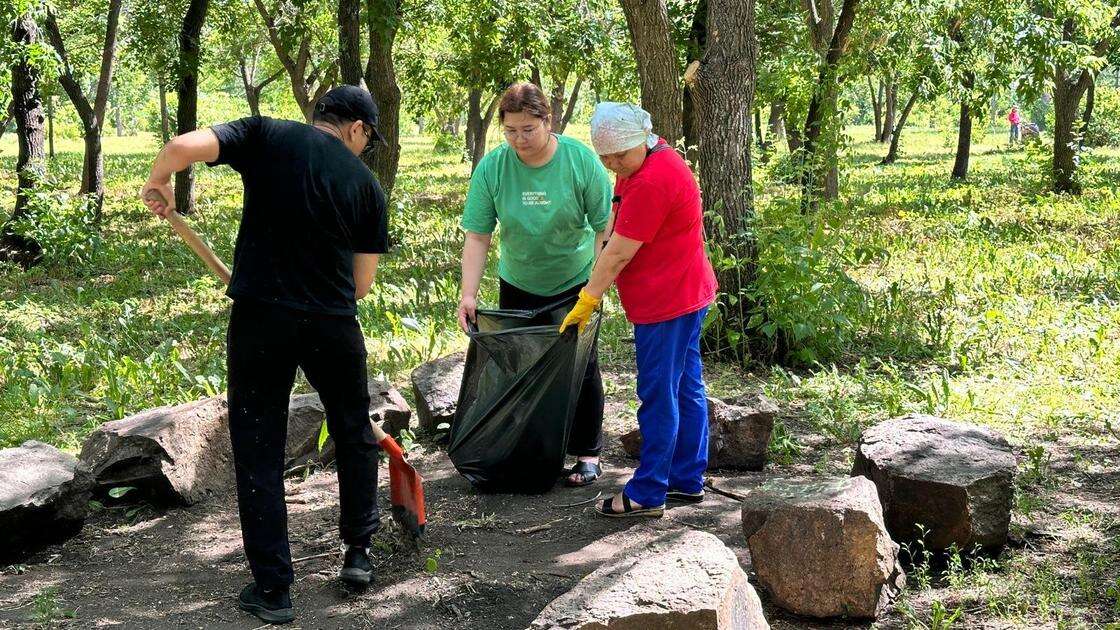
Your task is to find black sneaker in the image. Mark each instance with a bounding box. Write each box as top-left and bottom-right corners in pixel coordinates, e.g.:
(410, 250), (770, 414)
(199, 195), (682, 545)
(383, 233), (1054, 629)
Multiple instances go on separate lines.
(238, 582), (294, 625)
(666, 489), (705, 504)
(339, 544), (374, 587)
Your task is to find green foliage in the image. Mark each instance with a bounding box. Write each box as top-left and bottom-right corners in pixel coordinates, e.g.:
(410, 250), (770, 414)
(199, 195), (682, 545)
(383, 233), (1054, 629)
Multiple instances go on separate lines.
(8, 172), (102, 267)
(1085, 86), (1120, 147)
(741, 198), (868, 365)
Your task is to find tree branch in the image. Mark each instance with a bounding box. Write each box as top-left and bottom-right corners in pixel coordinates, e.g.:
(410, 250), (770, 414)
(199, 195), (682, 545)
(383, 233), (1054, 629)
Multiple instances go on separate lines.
(43, 10), (95, 125)
(93, 0), (123, 125)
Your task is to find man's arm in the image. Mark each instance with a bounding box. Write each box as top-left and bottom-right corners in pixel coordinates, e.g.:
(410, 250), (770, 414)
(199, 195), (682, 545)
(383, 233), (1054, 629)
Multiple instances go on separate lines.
(354, 254), (380, 300)
(140, 128), (220, 217)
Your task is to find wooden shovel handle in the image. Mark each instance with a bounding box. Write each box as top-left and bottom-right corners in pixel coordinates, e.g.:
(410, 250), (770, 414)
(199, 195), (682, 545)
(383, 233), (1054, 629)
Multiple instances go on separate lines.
(144, 190), (233, 286)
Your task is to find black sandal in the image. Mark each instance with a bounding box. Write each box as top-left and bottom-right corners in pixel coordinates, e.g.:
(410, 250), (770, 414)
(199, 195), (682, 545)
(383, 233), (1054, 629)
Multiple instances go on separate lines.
(666, 489), (705, 503)
(597, 494), (664, 518)
(564, 461), (602, 487)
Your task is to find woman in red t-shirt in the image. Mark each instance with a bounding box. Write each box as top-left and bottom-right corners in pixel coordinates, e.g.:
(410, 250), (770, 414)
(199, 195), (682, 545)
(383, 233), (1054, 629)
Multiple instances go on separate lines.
(560, 102), (718, 517)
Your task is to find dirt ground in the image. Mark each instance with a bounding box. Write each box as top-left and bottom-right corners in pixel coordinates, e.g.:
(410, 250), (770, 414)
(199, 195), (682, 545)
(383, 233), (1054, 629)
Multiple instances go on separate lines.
(1, 366), (1114, 629)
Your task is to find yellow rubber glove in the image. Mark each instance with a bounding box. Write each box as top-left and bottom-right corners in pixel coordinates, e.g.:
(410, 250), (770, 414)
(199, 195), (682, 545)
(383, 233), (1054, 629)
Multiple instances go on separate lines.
(559, 289), (601, 334)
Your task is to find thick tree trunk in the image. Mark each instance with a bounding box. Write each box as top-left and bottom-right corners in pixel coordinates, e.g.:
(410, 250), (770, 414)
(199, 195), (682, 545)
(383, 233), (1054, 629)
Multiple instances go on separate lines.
(159, 82), (170, 144)
(338, 0), (362, 84)
(1052, 70), (1087, 193)
(363, 0), (403, 198)
(799, 0), (858, 208)
(1, 13), (46, 266)
(619, 0), (684, 146)
(870, 77), (882, 141)
(690, 0), (756, 362)
(767, 101), (785, 145)
(175, 0), (209, 215)
(951, 98), (972, 180)
(881, 88), (918, 165)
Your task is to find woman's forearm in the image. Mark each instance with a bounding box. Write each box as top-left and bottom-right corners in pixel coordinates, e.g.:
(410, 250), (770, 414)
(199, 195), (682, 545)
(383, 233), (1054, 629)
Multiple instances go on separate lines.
(583, 234), (642, 299)
(460, 232), (492, 298)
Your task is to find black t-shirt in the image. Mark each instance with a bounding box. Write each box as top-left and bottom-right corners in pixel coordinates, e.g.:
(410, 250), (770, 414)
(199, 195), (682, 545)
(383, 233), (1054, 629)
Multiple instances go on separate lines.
(207, 116), (389, 315)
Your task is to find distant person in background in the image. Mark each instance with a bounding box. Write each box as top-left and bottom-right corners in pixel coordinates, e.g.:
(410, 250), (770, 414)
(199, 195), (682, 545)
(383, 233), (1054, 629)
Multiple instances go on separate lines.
(1008, 106), (1021, 144)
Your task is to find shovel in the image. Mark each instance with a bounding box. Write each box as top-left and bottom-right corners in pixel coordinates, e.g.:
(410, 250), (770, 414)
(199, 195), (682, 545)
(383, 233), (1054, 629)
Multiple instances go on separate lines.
(143, 190), (426, 540)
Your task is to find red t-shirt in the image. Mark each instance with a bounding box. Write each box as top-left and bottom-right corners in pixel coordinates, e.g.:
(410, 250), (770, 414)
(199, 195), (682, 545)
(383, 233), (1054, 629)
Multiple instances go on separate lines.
(612, 140), (717, 325)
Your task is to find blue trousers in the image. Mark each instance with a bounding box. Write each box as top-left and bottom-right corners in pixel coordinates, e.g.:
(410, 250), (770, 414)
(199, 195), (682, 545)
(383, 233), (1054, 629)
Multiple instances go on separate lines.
(625, 307), (709, 507)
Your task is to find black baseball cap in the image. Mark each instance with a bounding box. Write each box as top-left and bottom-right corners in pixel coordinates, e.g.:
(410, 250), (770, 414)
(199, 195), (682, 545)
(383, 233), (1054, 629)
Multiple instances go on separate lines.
(314, 85), (386, 145)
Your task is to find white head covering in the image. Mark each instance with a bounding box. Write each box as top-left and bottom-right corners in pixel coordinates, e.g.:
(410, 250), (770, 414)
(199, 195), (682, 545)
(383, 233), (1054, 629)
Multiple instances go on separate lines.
(590, 102), (658, 155)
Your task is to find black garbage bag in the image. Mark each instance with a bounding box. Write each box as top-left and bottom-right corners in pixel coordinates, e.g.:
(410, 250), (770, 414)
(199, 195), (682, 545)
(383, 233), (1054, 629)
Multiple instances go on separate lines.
(448, 295), (601, 493)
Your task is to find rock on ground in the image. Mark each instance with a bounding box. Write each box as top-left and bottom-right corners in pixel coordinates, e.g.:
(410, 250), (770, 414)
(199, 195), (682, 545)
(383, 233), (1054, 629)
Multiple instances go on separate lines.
(79, 396), (232, 504)
(412, 352), (465, 432)
(530, 528), (769, 629)
(285, 378), (413, 470)
(0, 440), (94, 557)
(741, 476), (904, 619)
(851, 414), (1016, 551)
(619, 395), (778, 470)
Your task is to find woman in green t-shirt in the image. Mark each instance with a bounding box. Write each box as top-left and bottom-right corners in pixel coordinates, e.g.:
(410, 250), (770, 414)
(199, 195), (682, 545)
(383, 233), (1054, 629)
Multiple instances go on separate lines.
(458, 82), (613, 487)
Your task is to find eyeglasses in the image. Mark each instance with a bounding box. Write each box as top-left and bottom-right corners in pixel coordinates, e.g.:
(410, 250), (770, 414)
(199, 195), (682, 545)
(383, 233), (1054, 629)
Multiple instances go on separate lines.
(360, 123), (376, 156)
(502, 123), (546, 140)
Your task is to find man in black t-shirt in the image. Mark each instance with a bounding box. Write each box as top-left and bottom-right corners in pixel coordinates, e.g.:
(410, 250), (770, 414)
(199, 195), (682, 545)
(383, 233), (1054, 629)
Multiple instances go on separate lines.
(141, 85), (390, 625)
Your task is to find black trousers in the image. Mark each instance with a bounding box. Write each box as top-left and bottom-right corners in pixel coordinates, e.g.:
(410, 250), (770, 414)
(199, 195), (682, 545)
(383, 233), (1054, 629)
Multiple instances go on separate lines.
(227, 300), (380, 590)
(498, 278), (604, 457)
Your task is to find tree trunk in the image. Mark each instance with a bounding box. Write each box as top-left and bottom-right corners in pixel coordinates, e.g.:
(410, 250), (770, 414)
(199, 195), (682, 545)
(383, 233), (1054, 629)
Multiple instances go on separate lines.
(338, 0), (362, 85)
(557, 76), (583, 134)
(466, 91), (499, 172)
(159, 82), (170, 144)
(882, 79), (897, 143)
(548, 75), (567, 131)
(47, 95), (55, 158)
(681, 0), (708, 162)
(175, 0), (210, 215)
(44, 0), (120, 219)
(951, 98), (972, 180)
(881, 88), (918, 165)
(1080, 73), (1095, 149)
(619, 0), (684, 146)
(799, 0), (859, 208)
(1, 13), (46, 266)
(1052, 70), (1087, 193)
(115, 102), (124, 136)
(767, 101), (785, 145)
(363, 0), (403, 198)
(754, 106), (764, 149)
(870, 77), (882, 141)
(785, 101), (803, 153)
(690, 0), (756, 362)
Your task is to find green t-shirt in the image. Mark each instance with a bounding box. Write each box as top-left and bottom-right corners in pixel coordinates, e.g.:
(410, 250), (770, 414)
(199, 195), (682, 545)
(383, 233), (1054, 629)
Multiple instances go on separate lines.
(461, 135), (613, 296)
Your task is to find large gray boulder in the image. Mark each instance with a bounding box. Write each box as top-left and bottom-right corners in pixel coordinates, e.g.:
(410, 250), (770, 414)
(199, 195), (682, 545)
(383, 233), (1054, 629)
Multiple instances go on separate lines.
(285, 378), (412, 470)
(741, 477), (904, 619)
(79, 396), (233, 504)
(530, 529), (769, 629)
(411, 352), (465, 432)
(619, 395), (778, 470)
(1, 441), (94, 556)
(851, 414), (1016, 551)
